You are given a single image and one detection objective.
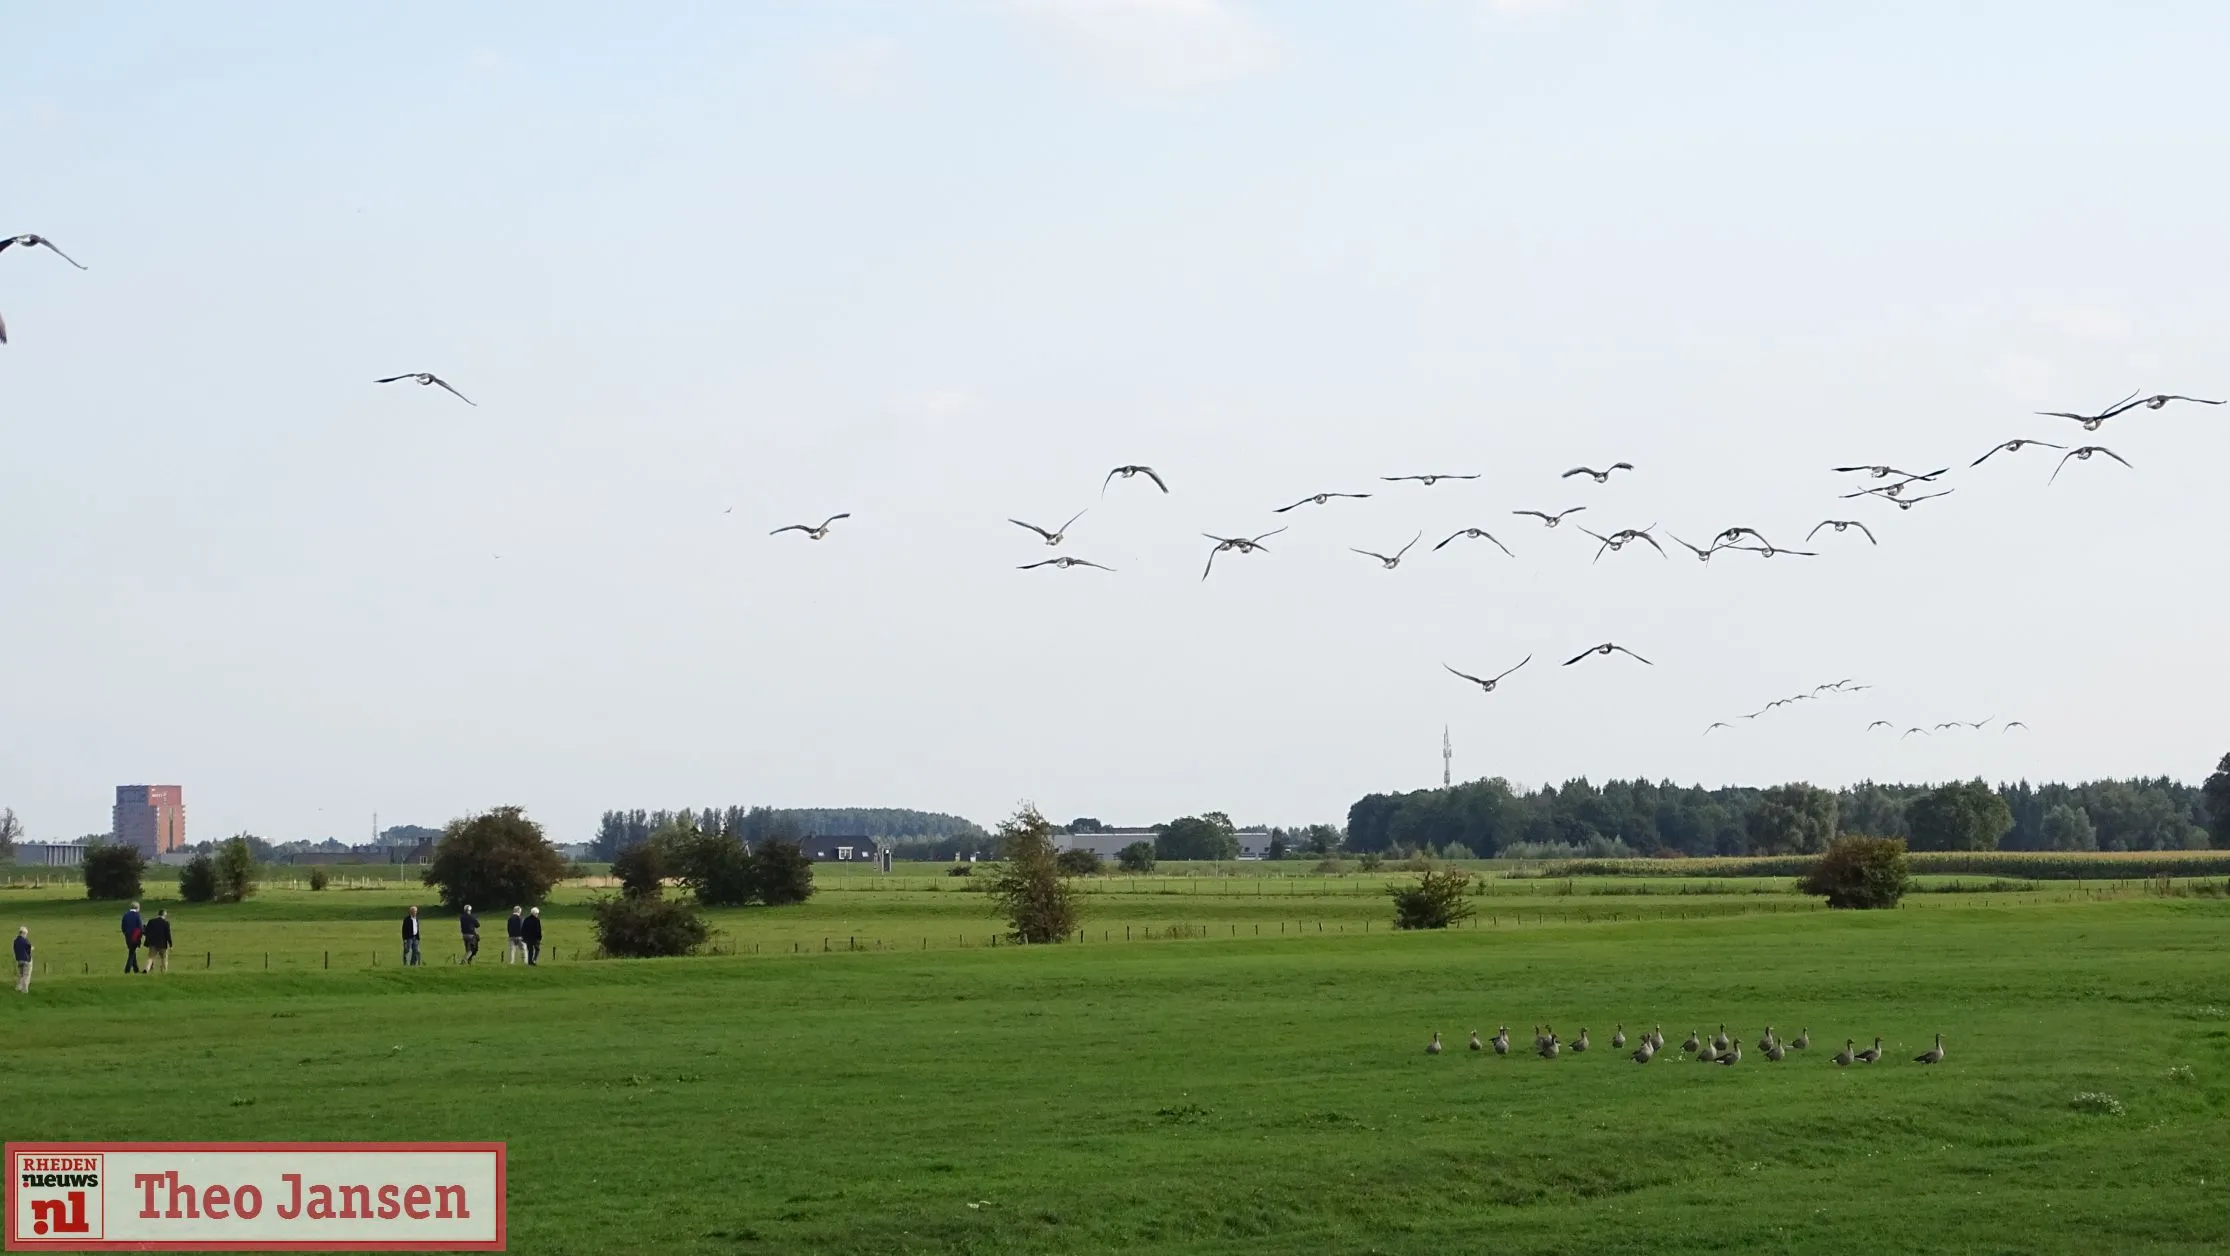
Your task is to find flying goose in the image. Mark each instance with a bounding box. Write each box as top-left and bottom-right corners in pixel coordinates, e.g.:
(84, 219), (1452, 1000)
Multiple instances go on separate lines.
(1274, 491), (1371, 513)
(1715, 527), (1776, 548)
(2036, 392), (2143, 431)
(1513, 507), (1587, 527)
(770, 513), (850, 540)
(1963, 716), (1994, 730)
(1913, 1033), (1946, 1064)
(1833, 464), (1942, 481)
(1426, 1031), (1443, 1055)
(1562, 463), (1635, 483)
(1874, 489), (1955, 511)
(1469, 1029), (1485, 1052)
(2003, 721), (2030, 732)
(1833, 1038), (1856, 1067)
(1790, 1028), (1810, 1050)
(1572, 1028), (1591, 1053)
(1434, 528), (1515, 556)
(2048, 445), (2132, 484)
(2129, 393), (2223, 411)
(1382, 473), (1479, 486)
(1726, 543), (1818, 559)
(1201, 529), (1285, 580)
(0, 234), (88, 268)
(1018, 556), (1113, 571)
(1611, 1025), (1627, 1049)
(1446, 657), (1530, 694)
(375, 372), (476, 405)
(1855, 1037), (1883, 1064)
(1492, 1026), (1510, 1055)
(1867, 721), (1895, 731)
(1666, 534), (1726, 562)
(1352, 532), (1423, 570)
(1805, 519), (1877, 545)
(1103, 465), (1169, 494)
(1970, 438), (2065, 467)
(1680, 1029), (1701, 1054)
(1901, 727), (1929, 738)
(1712, 1024), (1730, 1053)
(1703, 721), (1733, 736)
(1580, 525), (1665, 562)
(1563, 642), (1653, 667)
(1009, 510), (1086, 545)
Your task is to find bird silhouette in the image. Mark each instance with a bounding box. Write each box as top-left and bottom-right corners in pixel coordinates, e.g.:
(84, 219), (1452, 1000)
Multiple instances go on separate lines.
(1562, 463), (1635, 483)
(1201, 529), (1285, 581)
(2128, 393), (2223, 412)
(1563, 642), (1653, 667)
(1018, 556), (1113, 571)
(1274, 492), (1372, 513)
(1971, 438), (2066, 467)
(1382, 474), (1479, 487)
(771, 513), (851, 540)
(2049, 445), (2132, 484)
(2037, 392), (2143, 431)
(1666, 534), (1726, 562)
(1433, 528), (1515, 556)
(1868, 720), (1895, 731)
(1103, 465), (1169, 494)
(1446, 657), (1530, 694)
(1703, 721), (1733, 735)
(1008, 510), (1087, 546)
(0, 234), (87, 268)
(1352, 532), (1423, 569)
(1579, 525), (1664, 562)
(1513, 507), (1587, 527)
(1805, 520), (1877, 545)
(375, 373), (475, 405)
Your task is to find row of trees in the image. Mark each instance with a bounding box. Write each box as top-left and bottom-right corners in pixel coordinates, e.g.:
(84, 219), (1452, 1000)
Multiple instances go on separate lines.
(591, 806), (984, 860)
(1349, 765), (2225, 858)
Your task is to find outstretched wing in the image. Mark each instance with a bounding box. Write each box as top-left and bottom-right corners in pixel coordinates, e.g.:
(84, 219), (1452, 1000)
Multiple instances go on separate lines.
(1633, 531), (1665, 556)
(1969, 442), (2012, 467)
(1561, 467), (1595, 479)
(35, 238), (88, 269)
(1481, 531), (1514, 557)
(2096, 390), (2144, 419)
(1201, 545), (1221, 581)
(1849, 521), (1876, 544)
(1139, 467), (1169, 492)
(818, 513), (851, 529)
(1511, 510), (1549, 521)
(1010, 519), (1056, 540)
(1491, 655), (1532, 683)
(431, 377), (477, 405)
(2048, 450), (2079, 483)
(1017, 558), (1057, 569)
(373, 374), (416, 384)
(1444, 663), (1488, 686)
(1249, 527), (1286, 545)
(1393, 532), (1422, 561)
(2096, 446), (2133, 468)
(1805, 521), (1830, 541)
(1059, 509), (1089, 533)
(1610, 462), (1634, 472)
(1074, 559), (1115, 571)
(1609, 645), (1654, 665)
(1561, 646), (1603, 666)
(770, 524), (809, 536)
(1433, 531), (1465, 551)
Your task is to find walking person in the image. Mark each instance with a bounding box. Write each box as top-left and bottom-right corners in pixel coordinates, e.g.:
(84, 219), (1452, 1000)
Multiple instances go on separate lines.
(459, 904), (480, 964)
(144, 910), (174, 974)
(402, 905), (422, 967)
(121, 901), (144, 973)
(522, 906), (543, 966)
(12, 927), (29, 994)
(505, 906), (525, 964)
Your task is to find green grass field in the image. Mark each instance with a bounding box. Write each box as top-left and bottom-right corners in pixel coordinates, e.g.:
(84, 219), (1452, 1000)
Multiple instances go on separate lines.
(7, 871), (2230, 1253)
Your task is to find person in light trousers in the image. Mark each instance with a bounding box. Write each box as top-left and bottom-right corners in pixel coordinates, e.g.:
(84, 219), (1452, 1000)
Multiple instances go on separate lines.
(402, 905), (423, 966)
(12, 927), (29, 994)
(505, 906), (526, 963)
(144, 910), (174, 973)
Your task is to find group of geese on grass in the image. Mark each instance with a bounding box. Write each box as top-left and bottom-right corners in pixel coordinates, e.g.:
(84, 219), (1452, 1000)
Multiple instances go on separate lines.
(1425, 1023), (1947, 1066)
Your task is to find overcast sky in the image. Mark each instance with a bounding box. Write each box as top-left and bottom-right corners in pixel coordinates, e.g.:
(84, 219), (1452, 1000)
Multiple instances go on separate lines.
(3, 1), (2225, 845)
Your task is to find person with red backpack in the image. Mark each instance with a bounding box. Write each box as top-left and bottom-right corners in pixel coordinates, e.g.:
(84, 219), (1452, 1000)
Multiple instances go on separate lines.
(121, 902), (144, 973)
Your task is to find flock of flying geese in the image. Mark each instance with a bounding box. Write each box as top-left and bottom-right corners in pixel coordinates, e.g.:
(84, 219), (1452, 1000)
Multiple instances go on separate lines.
(1424, 1022), (1948, 1067)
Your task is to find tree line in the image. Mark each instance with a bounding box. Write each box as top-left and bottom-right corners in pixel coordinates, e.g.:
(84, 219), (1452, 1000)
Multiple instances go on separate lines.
(591, 806), (985, 859)
(1349, 757), (2230, 858)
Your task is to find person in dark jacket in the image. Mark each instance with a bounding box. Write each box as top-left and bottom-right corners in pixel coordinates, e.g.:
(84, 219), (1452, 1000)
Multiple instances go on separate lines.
(402, 905), (422, 966)
(458, 904), (480, 964)
(521, 906), (543, 965)
(144, 910), (175, 973)
(13, 926), (29, 994)
(505, 906), (525, 964)
(121, 902), (144, 973)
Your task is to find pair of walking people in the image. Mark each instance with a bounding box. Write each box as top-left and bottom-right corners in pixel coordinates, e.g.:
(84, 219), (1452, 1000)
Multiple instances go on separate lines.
(119, 903), (176, 973)
(401, 904), (541, 965)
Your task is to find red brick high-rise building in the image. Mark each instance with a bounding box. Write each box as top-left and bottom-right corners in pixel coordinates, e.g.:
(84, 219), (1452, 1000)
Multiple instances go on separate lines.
(114, 785), (186, 856)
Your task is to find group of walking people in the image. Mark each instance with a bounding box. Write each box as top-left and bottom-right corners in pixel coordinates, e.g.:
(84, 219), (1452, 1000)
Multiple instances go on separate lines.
(13, 902), (177, 993)
(402, 903), (542, 966)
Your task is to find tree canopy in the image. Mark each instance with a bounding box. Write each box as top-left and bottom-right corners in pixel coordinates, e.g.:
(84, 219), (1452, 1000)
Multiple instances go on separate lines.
(2203, 753), (2230, 849)
(1906, 780), (2014, 852)
(422, 807), (569, 911)
(1156, 814), (1238, 861)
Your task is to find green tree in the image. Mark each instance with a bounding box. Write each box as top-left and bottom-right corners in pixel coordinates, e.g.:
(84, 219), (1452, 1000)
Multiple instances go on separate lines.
(0, 807), (20, 861)
(215, 835), (258, 903)
(1905, 780), (2013, 851)
(590, 892), (709, 958)
(1390, 867), (1475, 930)
(308, 867), (330, 891)
(82, 841), (146, 900)
(611, 841), (667, 899)
(1117, 841), (1155, 873)
(179, 853), (218, 902)
(1267, 831), (1289, 861)
(1798, 836), (1913, 909)
(2040, 803), (2098, 852)
(2206, 753), (2230, 849)
(1302, 824), (1341, 855)
(747, 839), (816, 907)
(1745, 783), (1839, 855)
(1054, 847), (1103, 876)
(422, 806), (569, 911)
(987, 805), (1079, 943)
(1156, 814), (1238, 861)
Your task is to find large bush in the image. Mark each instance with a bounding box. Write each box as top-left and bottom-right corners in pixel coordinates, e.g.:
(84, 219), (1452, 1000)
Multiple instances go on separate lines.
(589, 893), (709, 958)
(1055, 847), (1103, 876)
(308, 867), (330, 891)
(1117, 841), (1156, 873)
(1390, 867), (1475, 930)
(422, 806), (569, 911)
(749, 839), (816, 907)
(1798, 836), (1913, 909)
(82, 842), (146, 900)
(988, 805), (1079, 943)
(179, 854), (218, 903)
(215, 835), (258, 903)
(668, 829), (756, 907)
(611, 841), (668, 900)
(1156, 814), (1239, 861)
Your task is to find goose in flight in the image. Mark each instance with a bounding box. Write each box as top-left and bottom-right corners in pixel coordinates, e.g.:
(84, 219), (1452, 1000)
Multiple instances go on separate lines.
(2003, 721), (2030, 732)
(1666, 534), (1726, 562)
(1933, 721), (1963, 731)
(1579, 525), (1664, 562)
(1445, 657), (1529, 694)
(1805, 519), (1876, 545)
(2049, 445), (2131, 484)
(1971, 438), (2065, 467)
(771, 513), (851, 540)
(0, 234), (88, 268)
(1513, 507), (1587, 527)
(375, 372), (476, 405)
(1726, 543), (1817, 558)
(1201, 528), (1285, 581)
(1009, 510), (1087, 546)
(1352, 532), (1422, 570)
(2037, 392), (2143, 431)
(1382, 473), (1479, 487)
(1434, 528), (1515, 556)
(1867, 720), (1895, 731)
(1563, 642), (1653, 667)
(1901, 726), (1929, 739)
(1834, 464), (1942, 481)
(1703, 721), (1733, 735)
(1562, 463), (1635, 483)
(1715, 526), (1776, 548)
(2129, 393), (2223, 411)
(1019, 556), (1113, 572)
(1103, 465), (1169, 494)
(1860, 489), (1954, 511)
(1274, 491), (1372, 513)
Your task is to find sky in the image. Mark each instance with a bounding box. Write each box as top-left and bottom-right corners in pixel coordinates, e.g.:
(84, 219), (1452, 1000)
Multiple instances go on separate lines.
(3, 1), (2226, 845)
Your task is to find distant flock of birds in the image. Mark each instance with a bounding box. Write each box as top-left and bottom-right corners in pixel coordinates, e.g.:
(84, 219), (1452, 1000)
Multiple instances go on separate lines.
(1701, 679), (2032, 742)
(1425, 1023), (1947, 1067)
(5, 229), (2216, 729)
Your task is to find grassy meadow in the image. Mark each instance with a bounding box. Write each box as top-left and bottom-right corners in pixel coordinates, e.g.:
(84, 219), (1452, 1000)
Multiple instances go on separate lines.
(5, 863), (2230, 1253)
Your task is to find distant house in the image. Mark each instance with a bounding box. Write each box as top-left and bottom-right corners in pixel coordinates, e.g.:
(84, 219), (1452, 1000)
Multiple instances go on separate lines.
(792, 834), (879, 862)
(11, 842), (85, 868)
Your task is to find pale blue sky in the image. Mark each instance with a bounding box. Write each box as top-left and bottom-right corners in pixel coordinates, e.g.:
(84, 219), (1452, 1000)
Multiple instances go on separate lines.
(3, 2), (2226, 844)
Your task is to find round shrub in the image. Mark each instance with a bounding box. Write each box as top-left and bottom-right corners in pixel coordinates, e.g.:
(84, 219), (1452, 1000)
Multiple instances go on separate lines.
(1798, 836), (1914, 909)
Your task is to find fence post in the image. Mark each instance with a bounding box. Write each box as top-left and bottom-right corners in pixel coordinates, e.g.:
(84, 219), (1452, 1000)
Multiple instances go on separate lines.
(206, 952), (211, 969)
(324, 951), (329, 970)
